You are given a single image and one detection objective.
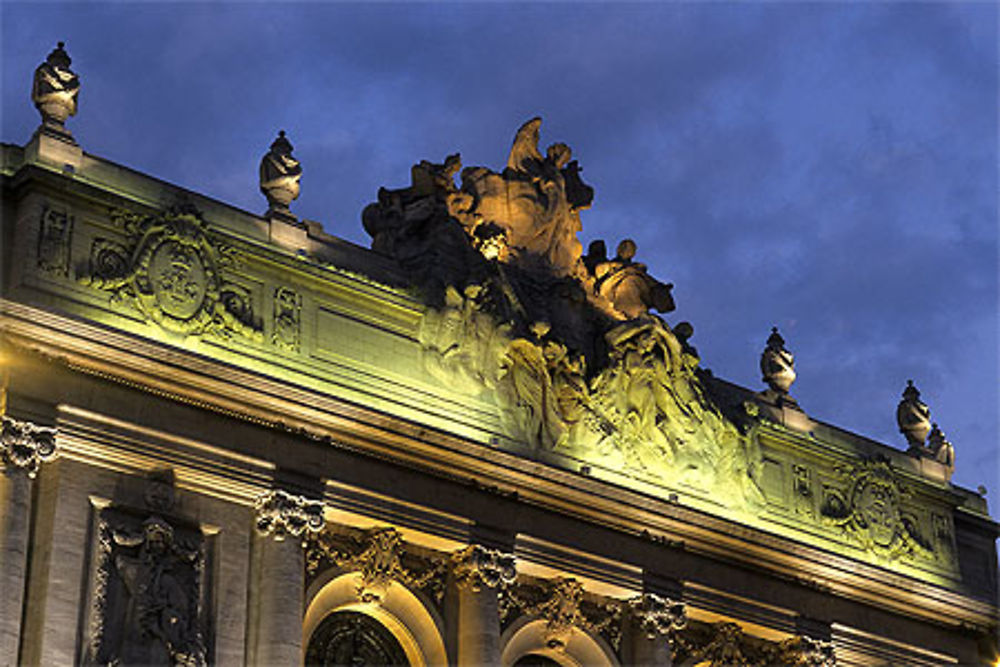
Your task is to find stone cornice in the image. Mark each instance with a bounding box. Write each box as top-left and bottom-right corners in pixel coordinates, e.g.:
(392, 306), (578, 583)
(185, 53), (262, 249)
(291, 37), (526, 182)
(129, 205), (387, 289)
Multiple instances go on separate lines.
(0, 300), (996, 635)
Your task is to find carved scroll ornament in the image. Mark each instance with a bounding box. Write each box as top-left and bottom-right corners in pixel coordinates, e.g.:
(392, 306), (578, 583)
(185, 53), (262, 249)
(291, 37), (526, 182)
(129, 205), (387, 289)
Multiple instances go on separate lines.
(451, 544), (517, 592)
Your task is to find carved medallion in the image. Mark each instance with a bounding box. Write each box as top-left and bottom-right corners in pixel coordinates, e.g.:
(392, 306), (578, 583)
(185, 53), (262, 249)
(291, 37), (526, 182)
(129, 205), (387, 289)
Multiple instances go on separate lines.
(305, 610), (407, 667)
(81, 206), (262, 340)
(820, 455), (930, 560)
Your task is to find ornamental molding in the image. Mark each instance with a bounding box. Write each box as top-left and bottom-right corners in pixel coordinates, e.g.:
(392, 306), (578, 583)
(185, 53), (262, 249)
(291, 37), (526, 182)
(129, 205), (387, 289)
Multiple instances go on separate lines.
(1, 416), (57, 477)
(81, 206), (262, 341)
(305, 527), (447, 605)
(451, 544), (517, 592)
(627, 593), (686, 639)
(819, 455), (931, 561)
(253, 489), (325, 542)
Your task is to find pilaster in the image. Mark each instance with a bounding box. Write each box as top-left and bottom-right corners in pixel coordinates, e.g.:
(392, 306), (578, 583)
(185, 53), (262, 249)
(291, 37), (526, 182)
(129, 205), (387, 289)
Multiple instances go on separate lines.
(451, 544), (517, 667)
(247, 489), (324, 667)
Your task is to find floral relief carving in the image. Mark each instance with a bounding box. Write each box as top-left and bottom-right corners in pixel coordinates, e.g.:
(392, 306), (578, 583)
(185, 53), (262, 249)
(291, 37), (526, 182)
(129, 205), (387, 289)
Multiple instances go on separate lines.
(1, 416), (57, 477)
(272, 286), (302, 352)
(253, 489), (325, 542)
(80, 206), (262, 341)
(305, 527), (447, 605)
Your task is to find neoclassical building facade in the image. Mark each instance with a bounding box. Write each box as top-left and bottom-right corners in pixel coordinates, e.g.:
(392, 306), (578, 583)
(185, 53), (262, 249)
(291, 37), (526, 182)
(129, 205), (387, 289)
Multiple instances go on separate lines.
(2, 43), (997, 666)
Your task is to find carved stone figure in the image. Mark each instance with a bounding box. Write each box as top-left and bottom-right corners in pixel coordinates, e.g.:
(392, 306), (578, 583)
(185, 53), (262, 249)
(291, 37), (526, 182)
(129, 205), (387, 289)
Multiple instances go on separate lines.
(32, 42), (80, 136)
(0, 416), (57, 477)
(896, 380), (931, 449)
(452, 117), (593, 277)
(259, 131), (303, 219)
(591, 239), (674, 319)
(760, 327), (796, 397)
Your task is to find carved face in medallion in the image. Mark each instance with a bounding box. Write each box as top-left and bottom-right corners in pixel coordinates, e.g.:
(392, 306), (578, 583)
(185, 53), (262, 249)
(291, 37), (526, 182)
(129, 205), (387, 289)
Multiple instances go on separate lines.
(149, 241), (207, 320)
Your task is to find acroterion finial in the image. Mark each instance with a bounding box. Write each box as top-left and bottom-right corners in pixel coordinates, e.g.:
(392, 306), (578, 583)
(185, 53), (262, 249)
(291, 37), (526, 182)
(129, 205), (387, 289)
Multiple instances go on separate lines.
(32, 41), (80, 139)
(896, 379), (931, 448)
(760, 326), (795, 394)
(259, 129), (302, 222)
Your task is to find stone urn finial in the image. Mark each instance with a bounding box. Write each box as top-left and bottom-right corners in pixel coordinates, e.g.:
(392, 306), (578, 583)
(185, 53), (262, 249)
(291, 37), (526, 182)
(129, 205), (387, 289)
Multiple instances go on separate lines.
(259, 130), (303, 221)
(927, 423), (955, 468)
(32, 41), (80, 138)
(760, 326), (796, 394)
(896, 379), (931, 448)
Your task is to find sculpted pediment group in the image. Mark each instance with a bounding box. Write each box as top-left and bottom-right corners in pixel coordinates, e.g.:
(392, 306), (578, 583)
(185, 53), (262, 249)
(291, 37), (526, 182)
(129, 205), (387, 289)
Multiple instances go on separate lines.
(363, 118), (762, 509)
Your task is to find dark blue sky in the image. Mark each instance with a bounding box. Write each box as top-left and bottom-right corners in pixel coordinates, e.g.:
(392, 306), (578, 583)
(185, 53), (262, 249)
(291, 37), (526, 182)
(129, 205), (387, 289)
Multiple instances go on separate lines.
(3, 3), (997, 499)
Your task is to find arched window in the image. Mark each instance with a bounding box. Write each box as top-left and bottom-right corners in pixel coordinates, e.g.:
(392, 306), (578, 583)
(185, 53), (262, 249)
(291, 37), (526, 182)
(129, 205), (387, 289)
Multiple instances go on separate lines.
(512, 655), (563, 667)
(305, 610), (410, 667)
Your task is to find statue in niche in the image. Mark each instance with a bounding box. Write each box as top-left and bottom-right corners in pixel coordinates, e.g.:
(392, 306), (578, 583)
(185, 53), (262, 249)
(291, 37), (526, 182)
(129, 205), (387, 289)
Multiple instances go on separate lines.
(32, 41), (80, 136)
(588, 239), (674, 319)
(259, 130), (303, 219)
(88, 511), (206, 667)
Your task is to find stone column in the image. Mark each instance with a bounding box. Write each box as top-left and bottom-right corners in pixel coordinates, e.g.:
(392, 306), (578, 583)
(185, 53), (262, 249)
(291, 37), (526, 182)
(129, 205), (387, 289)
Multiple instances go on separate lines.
(0, 417), (57, 664)
(247, 489), (324, 667)
(451, 545), (517, 667)
(622, 593), (686, 667)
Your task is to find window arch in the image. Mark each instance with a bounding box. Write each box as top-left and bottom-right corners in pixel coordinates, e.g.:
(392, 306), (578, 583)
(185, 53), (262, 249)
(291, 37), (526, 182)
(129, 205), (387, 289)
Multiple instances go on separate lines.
(305, 610), (408, 666)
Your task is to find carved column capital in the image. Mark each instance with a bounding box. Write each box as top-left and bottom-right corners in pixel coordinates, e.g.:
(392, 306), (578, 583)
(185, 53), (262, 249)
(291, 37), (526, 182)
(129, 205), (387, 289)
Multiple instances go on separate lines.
(627, 593), (687, 639)
(1, 416), (57, 478)
(253, 489), (324, 541)
(775, 635), (837, 666)
(452, 544), (517, 592)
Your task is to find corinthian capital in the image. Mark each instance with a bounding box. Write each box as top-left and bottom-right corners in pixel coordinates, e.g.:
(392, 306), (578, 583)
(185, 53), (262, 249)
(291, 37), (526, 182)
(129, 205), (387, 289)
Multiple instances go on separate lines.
(452, 544), (517, 591)
(1, 416), (57, 478)
(254, 489), (324, 541)
(628, 593), (686, 639)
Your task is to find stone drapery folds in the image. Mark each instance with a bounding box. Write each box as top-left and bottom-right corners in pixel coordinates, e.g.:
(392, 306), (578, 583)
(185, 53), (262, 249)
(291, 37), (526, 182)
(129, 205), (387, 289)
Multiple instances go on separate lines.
(363, 118), (764, 510)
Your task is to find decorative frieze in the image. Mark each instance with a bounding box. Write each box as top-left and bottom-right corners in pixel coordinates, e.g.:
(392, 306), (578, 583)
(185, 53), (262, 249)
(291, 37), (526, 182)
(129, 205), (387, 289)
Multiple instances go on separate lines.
(305, 527), (447, 604)
(253, 489), (324, 542)
(1, 416), (57, 477)
(451, 544), (516, 592)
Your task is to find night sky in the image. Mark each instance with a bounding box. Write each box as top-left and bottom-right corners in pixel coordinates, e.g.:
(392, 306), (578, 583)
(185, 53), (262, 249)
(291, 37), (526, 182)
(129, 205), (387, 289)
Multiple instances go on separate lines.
(3, 3), (997, 501)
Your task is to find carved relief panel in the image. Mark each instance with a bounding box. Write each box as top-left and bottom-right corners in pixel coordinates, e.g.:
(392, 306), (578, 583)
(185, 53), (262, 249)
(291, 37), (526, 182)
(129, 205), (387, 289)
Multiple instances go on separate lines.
(37, 206), (73, 277)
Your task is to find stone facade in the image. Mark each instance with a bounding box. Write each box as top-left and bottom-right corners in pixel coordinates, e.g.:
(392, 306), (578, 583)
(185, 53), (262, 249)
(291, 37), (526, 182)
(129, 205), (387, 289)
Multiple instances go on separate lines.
(1, 45), (997, 666)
